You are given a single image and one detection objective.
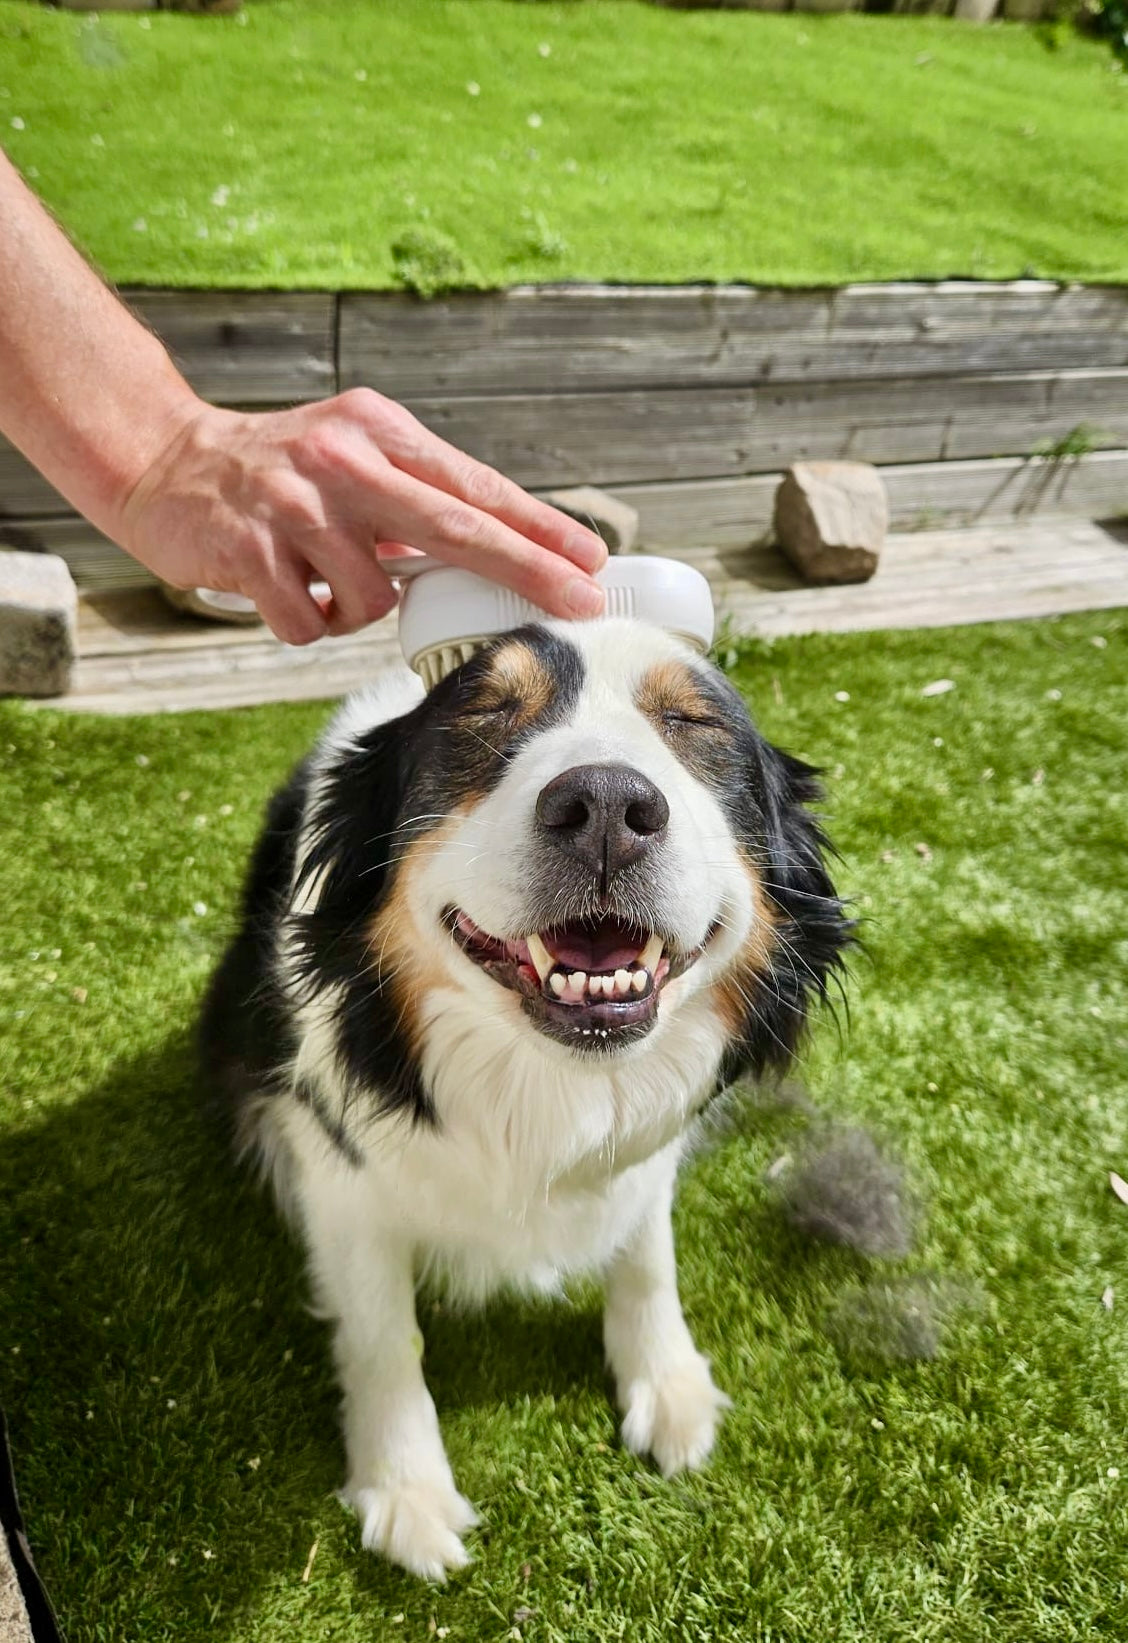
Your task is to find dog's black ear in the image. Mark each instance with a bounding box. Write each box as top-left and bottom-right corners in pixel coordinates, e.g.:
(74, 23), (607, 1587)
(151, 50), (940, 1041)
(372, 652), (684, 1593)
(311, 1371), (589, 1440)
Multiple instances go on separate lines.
(288, 712), (415, 994)
(288, 707), (438, 1124)
(725, 738), (854, 1082)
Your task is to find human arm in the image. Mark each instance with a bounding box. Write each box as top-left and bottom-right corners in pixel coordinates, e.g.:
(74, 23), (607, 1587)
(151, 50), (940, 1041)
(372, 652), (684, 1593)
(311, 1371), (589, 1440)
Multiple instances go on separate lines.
(0, 149), (607, 643)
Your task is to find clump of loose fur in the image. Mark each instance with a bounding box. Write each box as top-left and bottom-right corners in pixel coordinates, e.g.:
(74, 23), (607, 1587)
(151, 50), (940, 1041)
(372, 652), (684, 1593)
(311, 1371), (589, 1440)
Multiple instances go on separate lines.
(773, 1125), (917, 1259)
(825, 1275), (980, 1364)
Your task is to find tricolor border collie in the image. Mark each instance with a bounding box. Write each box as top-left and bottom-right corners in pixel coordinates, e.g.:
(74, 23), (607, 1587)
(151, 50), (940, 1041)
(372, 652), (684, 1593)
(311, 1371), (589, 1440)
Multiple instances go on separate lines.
(201, 616), (850, 1580)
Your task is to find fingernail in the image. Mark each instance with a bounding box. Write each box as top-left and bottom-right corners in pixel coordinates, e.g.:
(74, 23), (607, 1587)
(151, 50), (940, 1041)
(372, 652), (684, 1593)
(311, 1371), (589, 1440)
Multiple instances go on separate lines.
(565, 577), (605, 617)
(568, 530), (607, 568)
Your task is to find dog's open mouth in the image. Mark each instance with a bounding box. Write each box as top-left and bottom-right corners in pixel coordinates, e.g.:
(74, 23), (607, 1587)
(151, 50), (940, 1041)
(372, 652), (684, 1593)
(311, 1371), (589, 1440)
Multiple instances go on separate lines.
(449, 909), (711, 1048)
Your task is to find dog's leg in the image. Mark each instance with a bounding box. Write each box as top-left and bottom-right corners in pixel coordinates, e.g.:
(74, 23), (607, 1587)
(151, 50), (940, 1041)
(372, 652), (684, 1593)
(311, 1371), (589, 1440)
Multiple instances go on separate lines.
(301, 1191), (477, 1581)
(603, 1174), (730, 1477)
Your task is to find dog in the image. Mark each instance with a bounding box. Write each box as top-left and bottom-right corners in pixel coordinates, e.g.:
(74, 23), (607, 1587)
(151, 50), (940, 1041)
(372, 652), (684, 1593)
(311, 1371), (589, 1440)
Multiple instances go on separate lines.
(200, 615), (850, 1580)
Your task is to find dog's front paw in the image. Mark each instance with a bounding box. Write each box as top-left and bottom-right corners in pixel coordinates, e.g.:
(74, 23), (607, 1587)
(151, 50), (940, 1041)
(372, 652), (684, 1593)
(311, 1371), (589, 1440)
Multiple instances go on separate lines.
(343, 1476), (479, 1581)
(618, 1353), (731, 1477)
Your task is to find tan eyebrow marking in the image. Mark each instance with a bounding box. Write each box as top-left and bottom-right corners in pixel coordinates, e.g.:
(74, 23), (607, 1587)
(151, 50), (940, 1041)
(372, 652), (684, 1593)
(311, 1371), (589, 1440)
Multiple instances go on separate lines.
(475, 640), (556, 727)
(635, 658), (717, 729)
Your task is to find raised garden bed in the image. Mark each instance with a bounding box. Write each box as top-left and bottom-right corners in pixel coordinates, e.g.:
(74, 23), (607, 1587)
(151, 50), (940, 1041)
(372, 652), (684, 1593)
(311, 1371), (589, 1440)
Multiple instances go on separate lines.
(4, 281), (1128, 591)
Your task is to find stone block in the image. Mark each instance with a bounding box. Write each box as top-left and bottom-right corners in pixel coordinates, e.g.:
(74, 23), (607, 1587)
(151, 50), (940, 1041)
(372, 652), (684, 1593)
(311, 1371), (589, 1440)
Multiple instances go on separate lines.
(773, 462), (888, 585)
(0, 551), (77, 698)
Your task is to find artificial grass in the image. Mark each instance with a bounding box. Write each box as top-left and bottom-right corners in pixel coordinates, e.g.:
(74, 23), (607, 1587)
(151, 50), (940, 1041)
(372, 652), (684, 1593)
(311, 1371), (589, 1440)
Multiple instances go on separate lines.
(2, 0), (1127, 290)
(2, 611), (1128, 1641)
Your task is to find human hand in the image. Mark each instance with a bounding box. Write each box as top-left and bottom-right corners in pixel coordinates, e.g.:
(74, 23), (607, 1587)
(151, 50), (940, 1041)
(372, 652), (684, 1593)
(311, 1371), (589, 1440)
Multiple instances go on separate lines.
(118, 389), (608, 645)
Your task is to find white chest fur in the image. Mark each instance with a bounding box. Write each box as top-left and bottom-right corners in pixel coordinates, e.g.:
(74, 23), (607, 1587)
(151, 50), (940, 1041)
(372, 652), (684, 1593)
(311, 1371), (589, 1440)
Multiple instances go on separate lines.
(278, 977), (728, 1304)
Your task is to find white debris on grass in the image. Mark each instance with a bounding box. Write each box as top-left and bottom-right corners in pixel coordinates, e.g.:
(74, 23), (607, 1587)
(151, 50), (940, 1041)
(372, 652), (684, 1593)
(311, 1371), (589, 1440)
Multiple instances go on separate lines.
(301, 1538), (319, 1583)
(921, 679), (955, 696)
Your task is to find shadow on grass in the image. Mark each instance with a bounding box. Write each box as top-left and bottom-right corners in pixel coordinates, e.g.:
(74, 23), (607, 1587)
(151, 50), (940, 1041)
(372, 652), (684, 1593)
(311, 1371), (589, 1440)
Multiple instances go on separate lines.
(0, 1033), (607, 1635)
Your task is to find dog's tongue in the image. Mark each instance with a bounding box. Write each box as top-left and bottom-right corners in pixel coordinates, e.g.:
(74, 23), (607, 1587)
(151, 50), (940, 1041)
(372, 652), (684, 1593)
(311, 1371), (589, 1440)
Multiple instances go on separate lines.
(541, 919), (642, 973)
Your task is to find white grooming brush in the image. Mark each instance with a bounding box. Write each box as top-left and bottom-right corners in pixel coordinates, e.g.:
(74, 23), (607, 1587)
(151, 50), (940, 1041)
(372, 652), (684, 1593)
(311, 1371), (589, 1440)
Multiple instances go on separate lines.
(392, 554), (716, 689)
(164, 554), (715, 683)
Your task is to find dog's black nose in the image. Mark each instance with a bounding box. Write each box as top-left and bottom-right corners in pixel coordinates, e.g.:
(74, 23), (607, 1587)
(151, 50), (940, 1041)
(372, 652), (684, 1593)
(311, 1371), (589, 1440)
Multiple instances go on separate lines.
(536, 763), (669, 884)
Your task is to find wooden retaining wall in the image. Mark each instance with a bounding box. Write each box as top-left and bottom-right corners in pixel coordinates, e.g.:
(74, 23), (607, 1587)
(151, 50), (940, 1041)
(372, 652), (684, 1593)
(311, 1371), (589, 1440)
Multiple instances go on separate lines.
(4, 282), (1128, 589)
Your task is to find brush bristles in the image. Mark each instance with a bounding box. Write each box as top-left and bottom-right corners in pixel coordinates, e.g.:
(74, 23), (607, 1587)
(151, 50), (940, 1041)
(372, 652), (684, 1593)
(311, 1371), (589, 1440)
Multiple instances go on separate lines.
(414, 640), (486, 690)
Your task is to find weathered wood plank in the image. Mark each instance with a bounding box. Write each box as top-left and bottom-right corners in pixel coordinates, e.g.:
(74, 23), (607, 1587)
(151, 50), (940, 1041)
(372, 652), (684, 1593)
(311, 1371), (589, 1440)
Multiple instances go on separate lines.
(123, 290), (336, 403)
(11, 448), (1128, 591)
(405, 369), (1128, 488)
(0, 518), (154, 588)
(708, 519), (1128, 637)
(607, 449), (1128, 550)
(340, 283), (1128, 398)
(47, 517), (1128, 713)
(78, 588), (276, 654)
(0, 439), (72, 519)
(59, 618), (403, 714)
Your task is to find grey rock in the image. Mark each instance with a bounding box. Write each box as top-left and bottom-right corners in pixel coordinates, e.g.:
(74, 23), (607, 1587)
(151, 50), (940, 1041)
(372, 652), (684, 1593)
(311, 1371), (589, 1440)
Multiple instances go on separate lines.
(773, 461), (888, 585)
(0, 551), (77, 698)
(541, 487), (640, 557)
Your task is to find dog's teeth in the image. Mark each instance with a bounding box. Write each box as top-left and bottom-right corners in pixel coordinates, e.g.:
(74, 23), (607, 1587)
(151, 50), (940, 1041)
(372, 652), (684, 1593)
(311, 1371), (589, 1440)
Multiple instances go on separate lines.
(614, 968), (631, 997)
(631, 969), (648, 993)
(567, 971), (587, 998)
(527, 931), (554, 984)
(587, 973), (603, 997)
(549, 972), (567, 997)
(639, 932), (663, 972)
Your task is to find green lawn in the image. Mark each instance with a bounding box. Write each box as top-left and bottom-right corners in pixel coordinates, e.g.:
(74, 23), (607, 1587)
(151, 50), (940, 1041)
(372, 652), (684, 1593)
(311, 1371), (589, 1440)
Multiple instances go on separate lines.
(2, 612), (1128, 1640)
(2, 0), (1127, 289)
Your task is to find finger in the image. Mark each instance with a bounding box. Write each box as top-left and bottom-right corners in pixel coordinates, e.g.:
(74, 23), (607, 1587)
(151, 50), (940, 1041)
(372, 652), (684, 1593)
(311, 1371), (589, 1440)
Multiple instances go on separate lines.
(375, 418), (607, 576)
(367, 469), (606, 619)
(374, 541), (427, 576)
(302, 534), (399, 637)
(250, 559), (331, 647)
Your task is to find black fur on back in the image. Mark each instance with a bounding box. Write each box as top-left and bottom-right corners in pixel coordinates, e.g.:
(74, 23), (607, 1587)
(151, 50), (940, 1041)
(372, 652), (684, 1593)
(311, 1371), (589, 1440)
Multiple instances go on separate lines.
(198, 765), (309, 1130)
